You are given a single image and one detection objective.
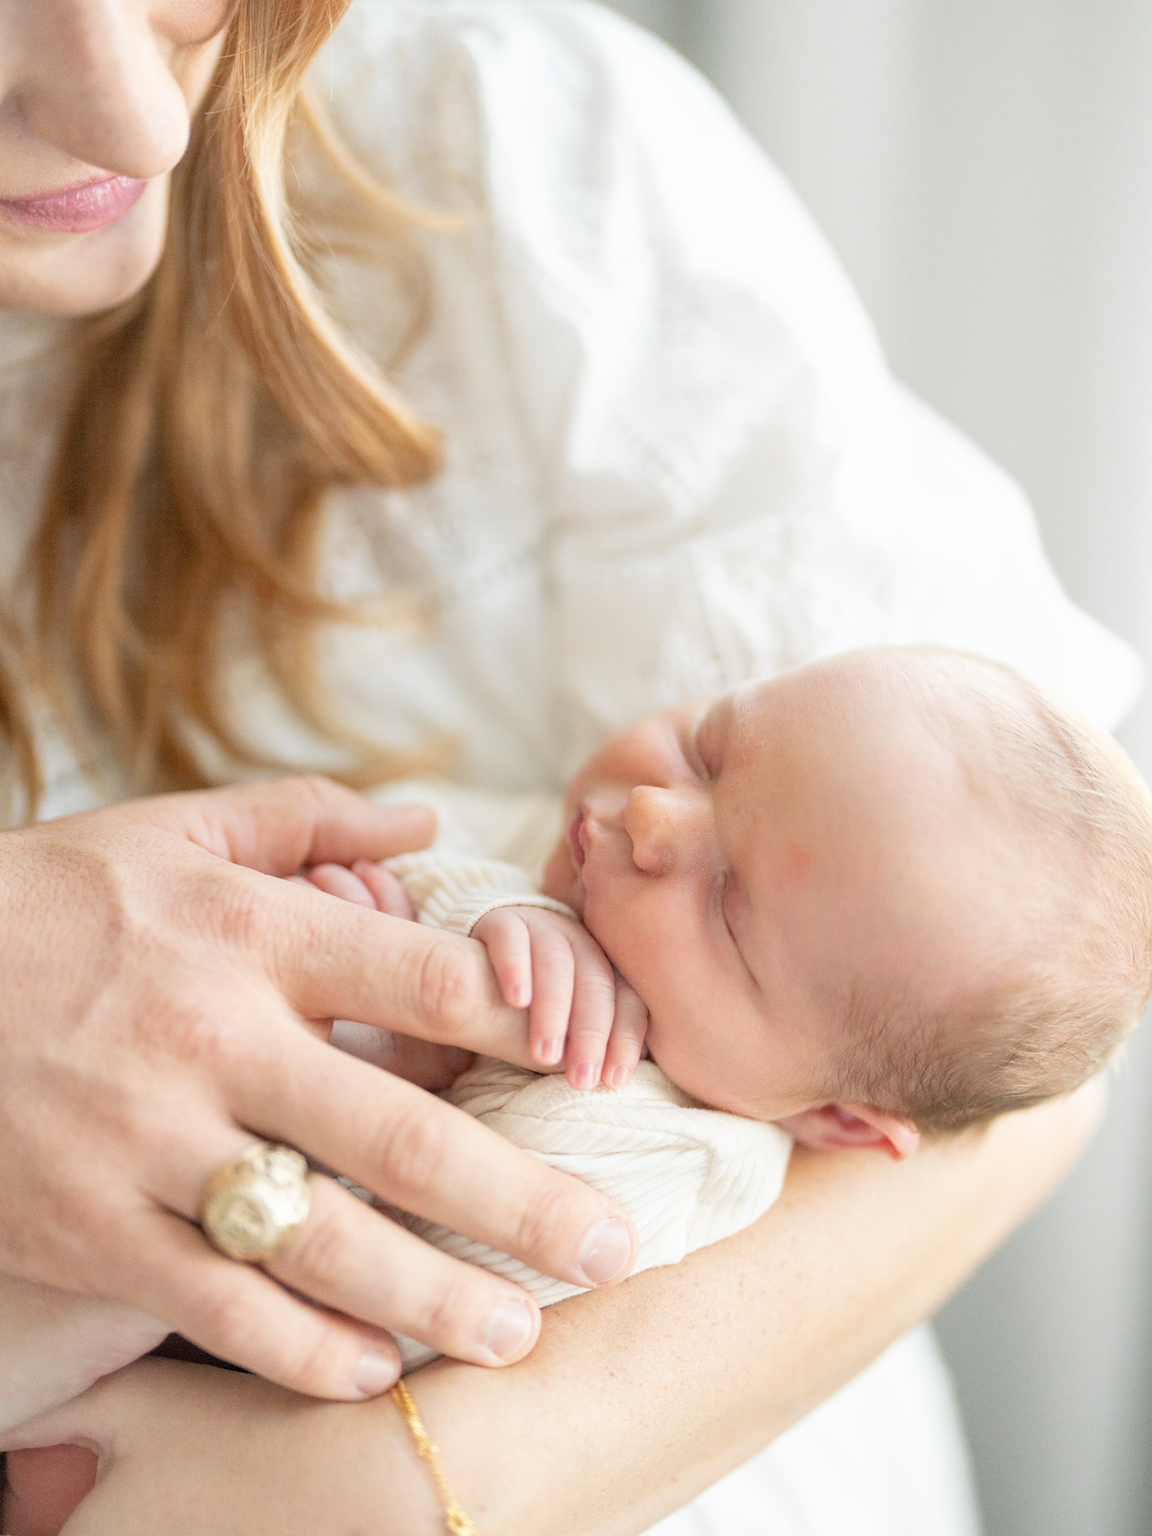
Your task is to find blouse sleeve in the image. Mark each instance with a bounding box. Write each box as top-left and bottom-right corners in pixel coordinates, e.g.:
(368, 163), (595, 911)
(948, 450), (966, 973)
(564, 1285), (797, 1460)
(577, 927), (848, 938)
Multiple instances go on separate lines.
(323, 1), (1140, 775)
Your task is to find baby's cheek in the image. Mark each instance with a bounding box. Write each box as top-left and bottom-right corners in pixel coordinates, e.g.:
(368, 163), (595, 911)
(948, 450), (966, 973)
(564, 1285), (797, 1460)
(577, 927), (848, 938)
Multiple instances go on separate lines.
(540, 840), (584, 914)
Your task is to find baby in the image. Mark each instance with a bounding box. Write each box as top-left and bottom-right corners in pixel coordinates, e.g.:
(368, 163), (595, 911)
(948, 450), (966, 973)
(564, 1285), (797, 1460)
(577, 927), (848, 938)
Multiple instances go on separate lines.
(327, 644), (1152, 1361)
(383, 644), (1152, 1138)
(4, 646), (1151, 1525)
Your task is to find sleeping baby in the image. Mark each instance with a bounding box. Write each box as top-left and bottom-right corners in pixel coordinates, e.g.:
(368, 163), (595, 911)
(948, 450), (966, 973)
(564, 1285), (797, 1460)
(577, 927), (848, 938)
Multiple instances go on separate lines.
(324, 644), (1152, 1365)
(5, 645), (1151, 1527)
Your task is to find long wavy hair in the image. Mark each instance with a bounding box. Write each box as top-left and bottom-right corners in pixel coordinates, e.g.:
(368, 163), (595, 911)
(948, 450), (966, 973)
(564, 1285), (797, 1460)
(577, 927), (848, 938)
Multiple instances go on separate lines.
(6, 0), (441, 819)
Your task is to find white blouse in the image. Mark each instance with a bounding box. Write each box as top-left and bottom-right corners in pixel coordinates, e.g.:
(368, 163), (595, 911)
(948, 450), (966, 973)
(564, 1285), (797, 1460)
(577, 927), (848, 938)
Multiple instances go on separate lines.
(0, 0), (1137, 820)
(294, 0), (1136, 794)
(0, 4), (1131, 1531)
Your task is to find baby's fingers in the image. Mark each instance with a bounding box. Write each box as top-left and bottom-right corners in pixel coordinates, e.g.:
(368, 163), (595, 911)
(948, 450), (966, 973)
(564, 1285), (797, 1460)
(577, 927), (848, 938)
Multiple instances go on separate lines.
(472, 910), (534, 1013)
(601, 974), (649, 1090)
(562, 932), (619, 1090)
(525, 921), (582, 1070)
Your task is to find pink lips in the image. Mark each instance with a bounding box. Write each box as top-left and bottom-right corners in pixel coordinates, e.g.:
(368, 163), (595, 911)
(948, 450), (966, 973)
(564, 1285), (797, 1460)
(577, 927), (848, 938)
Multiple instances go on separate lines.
(0, 176), (148, 234)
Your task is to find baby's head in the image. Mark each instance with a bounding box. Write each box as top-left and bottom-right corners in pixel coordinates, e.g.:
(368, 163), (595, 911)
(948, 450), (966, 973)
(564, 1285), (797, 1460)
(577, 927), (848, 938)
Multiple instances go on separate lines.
(542, 647), (1152, 1155)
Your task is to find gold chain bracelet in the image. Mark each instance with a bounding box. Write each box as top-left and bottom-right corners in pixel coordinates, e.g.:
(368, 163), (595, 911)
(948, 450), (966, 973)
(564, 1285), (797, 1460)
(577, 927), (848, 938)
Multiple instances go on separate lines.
(390, 1380), (480, 1536)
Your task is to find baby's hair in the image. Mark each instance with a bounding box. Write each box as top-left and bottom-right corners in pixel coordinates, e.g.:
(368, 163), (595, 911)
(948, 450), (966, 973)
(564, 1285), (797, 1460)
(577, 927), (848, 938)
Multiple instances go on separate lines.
(840, 649), (1152, 1133)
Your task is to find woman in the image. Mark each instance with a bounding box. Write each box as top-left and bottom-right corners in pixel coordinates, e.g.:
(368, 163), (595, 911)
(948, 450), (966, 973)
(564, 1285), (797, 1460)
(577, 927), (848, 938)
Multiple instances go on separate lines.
(0, 1), (1134, 1531)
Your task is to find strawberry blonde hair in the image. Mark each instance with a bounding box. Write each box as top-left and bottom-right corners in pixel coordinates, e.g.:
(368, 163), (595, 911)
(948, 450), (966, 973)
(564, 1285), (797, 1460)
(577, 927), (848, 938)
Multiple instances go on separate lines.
(5, 0), (440, 818)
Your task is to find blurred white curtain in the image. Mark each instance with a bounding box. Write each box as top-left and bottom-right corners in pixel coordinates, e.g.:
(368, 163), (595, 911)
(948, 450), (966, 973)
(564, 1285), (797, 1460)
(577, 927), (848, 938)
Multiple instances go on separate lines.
(606, 4), (1152, 1535)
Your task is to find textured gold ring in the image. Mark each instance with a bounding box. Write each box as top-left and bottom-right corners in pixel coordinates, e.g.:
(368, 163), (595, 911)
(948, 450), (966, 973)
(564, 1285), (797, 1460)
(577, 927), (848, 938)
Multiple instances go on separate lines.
(199, 1143), (312, 1263)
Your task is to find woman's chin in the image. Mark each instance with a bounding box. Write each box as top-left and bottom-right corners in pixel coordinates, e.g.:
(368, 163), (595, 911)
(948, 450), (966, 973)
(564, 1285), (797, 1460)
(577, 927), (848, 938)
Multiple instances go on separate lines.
(0, 178), (169, 316)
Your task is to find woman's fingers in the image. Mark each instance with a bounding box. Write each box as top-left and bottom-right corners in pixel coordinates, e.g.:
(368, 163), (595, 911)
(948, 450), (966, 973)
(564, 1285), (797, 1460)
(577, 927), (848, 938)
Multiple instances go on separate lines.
(134, 775), (436, 876)
(261, 881), (540, 1063)
(262, 1178), (540, 1369)
(129, 1155), (544, 1392)
(225, 1033), (639, 1295)
(99, 1207), (406, 1401)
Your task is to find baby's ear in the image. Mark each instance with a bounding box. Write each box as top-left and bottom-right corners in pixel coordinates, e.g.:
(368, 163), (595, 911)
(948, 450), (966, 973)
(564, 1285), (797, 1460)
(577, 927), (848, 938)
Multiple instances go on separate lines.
(776, 1103), (920, 1160)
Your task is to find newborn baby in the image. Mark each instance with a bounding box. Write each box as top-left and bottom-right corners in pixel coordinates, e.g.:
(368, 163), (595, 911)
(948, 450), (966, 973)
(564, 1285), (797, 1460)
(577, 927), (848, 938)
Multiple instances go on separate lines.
(349, 645), (1152, 1362)
(4, 645), (1149, 1528)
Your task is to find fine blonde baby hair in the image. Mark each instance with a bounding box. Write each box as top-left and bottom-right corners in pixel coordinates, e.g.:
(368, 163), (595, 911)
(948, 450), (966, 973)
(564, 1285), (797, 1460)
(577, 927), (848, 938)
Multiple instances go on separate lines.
(847, 648), (1152, 1132)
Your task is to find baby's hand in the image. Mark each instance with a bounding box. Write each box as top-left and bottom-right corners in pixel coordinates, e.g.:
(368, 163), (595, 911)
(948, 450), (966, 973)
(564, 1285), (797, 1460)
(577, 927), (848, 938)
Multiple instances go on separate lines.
(292, 858), (415, 919)
(471, 907), (648, 1091)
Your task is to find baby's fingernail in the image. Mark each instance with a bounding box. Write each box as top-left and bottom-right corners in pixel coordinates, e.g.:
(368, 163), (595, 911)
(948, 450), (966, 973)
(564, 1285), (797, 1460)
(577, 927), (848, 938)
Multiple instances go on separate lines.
(571, 1062), (597, 1090)
(355, 1351), (399, 1398)
(607, 1065), (631, 1090)
(578, 1217), (633, 1285)
(484, 1295), (535, 1361)
(537, 1037), (563, 1065)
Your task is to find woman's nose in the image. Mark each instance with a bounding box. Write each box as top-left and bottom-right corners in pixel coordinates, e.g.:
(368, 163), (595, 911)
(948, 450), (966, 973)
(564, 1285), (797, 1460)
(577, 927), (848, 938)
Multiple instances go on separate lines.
(7, 0), (195, 181)
(623, 786), (709, 875)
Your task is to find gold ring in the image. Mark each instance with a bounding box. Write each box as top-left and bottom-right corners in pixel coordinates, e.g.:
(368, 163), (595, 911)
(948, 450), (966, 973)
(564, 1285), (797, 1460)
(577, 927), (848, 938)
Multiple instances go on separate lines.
(199, 1143), (312, 1263)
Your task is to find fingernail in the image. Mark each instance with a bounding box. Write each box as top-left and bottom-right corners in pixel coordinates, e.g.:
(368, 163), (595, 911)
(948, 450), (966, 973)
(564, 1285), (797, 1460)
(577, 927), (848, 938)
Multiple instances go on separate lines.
(572, 1062), (597, 1090)
(484, 1295), (535, 1361)
(537, 1037), (563, 1065)
(578, 1217), (633, 1285)
(355, 1351), (399, 1398)
(607, 1065), (631, 1090)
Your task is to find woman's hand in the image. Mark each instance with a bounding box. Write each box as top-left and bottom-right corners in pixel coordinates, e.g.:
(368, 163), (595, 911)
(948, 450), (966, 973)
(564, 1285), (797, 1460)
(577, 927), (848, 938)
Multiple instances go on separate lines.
(1, 1359), (442, 1536)
(0, 778), (637, 1402)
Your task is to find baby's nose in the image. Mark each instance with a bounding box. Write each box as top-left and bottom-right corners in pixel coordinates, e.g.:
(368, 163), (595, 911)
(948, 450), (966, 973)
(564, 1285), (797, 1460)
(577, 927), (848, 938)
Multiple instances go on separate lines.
(624, 786), (703, 874)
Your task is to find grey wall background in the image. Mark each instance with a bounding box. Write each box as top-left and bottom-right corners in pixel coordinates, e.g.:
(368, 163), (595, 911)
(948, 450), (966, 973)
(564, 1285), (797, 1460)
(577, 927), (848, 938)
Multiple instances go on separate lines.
(602, 4), (1152, 1535)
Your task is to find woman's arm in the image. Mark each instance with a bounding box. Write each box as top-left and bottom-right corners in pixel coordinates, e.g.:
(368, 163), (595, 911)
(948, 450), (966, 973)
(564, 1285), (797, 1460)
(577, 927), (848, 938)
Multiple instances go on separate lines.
(424, 1085), (1103, 1533)
(5, 1083), (1101, 1535)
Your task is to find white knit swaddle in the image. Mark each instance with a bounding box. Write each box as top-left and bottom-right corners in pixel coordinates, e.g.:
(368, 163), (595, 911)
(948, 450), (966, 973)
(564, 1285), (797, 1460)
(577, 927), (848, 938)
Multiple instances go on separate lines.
(396, 1056), (792, 1371)
(334, 823), (795, 1372)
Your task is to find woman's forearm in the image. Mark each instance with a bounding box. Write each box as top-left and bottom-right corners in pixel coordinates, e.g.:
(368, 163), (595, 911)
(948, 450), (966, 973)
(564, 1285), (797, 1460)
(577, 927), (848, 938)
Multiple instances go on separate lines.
(2, 1085), (1100, 1534)
(407, 1083), (1103, 1536)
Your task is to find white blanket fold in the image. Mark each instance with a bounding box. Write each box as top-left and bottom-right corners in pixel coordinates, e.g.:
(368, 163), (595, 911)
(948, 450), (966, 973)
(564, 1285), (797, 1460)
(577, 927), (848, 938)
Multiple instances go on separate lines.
(396, 1058), (792, 1372)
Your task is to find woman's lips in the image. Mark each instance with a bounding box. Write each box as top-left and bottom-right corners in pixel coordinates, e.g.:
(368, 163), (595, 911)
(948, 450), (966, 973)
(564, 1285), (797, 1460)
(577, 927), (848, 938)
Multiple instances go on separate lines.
(0, 176), (148, 234)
